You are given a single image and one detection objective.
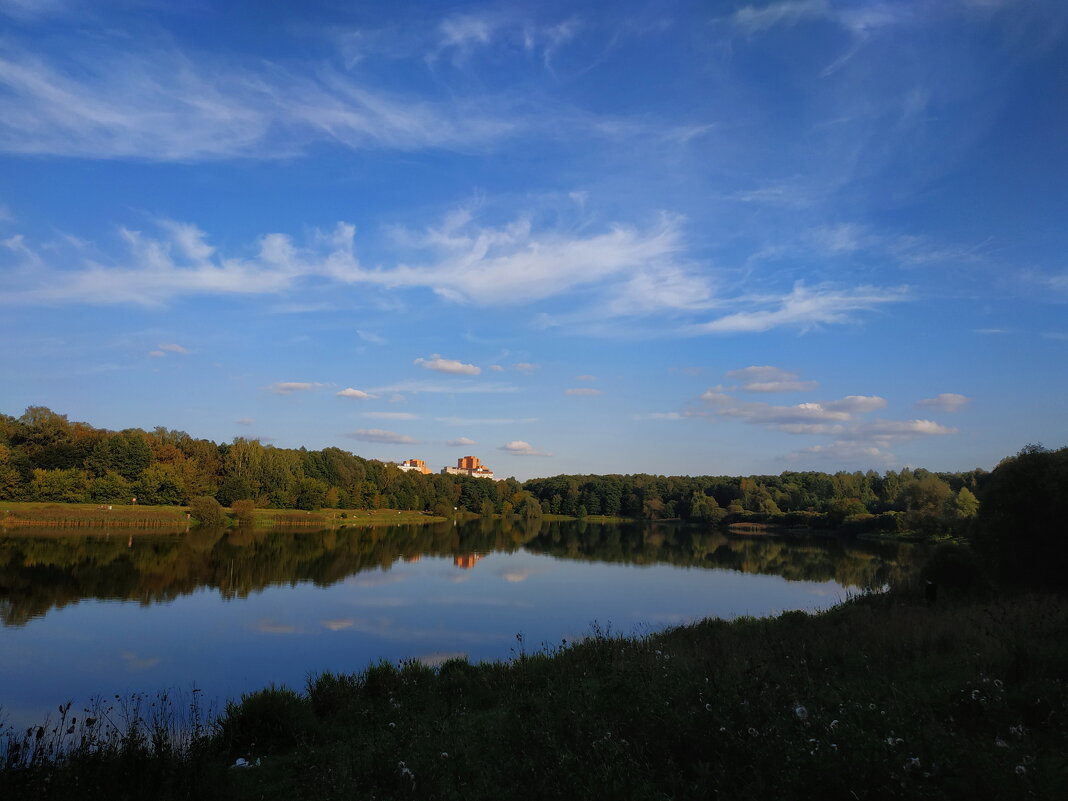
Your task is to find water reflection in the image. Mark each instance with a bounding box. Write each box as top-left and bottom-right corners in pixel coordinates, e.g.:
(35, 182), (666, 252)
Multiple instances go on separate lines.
(0, 520), (918, 627)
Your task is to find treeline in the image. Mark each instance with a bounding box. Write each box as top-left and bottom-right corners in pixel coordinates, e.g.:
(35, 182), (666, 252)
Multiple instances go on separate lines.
(524, 468), (983, 536)
(0, 406), (1003, 537)
(0, 407), (541, 518)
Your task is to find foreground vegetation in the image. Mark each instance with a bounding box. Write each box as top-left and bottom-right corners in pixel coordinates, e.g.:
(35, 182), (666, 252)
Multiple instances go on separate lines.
(2, 586), (1066, 800)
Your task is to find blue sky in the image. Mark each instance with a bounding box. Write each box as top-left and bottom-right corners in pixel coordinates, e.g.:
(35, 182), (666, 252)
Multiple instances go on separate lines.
(1, 0), (1066, 481)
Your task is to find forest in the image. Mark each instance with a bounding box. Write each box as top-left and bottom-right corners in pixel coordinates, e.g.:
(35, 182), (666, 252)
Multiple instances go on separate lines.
(0, 405), (1000, 537)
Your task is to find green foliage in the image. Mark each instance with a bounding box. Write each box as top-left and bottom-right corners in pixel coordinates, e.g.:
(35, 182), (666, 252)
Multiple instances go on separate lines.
(216, 685), (318, 757)
(189, 496), (226, 527)
(977, 444), (1068, 588)
(920, 543), (991, 597)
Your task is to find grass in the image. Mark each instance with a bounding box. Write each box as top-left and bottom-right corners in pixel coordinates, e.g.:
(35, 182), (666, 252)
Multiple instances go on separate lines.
(3, 586), (1066, 800)
(0, 502), (445, 529)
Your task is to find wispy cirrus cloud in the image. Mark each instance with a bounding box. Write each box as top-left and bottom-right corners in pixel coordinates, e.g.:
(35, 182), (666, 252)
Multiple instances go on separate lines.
(346, 428), (419, 445)
(725, 365), (818, 393)
(369, 379), (518, 395)
(437, 417), (537, 425)
(690, 283), (907, 335)
(447, 436), (477, 447)
(1, 215), (908, 337)
(363, 411), (418, 420)
(0, 38), (515, 160)
(916, 393), (970, 412)
(565, 388), (602, 396)
(268, 381), (323, 395)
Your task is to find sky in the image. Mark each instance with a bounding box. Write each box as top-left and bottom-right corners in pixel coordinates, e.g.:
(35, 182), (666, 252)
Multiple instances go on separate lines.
(1, 0), (1066, 481)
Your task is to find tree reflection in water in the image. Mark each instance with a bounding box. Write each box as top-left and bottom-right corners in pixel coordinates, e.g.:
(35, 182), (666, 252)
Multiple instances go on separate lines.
(0, 520), (920, 627)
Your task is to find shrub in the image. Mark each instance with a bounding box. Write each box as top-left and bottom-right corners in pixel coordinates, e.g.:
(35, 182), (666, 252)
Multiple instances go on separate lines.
(189, 496), (226, 527)
(230, 499), (256, 526)
(920, 543), (991, 597)
(215, 685), (318, 757)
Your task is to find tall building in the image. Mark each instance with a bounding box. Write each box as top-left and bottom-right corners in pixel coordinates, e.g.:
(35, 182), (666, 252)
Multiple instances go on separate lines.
(398, 458), (431, 474)
(442, 456), (495, 479)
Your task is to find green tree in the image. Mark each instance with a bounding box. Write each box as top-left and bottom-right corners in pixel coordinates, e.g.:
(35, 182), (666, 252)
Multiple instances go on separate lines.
(976, 444), (1068, 588)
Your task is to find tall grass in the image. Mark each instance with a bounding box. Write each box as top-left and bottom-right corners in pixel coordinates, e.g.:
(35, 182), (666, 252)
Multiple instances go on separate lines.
(3, 590), (1067, 800)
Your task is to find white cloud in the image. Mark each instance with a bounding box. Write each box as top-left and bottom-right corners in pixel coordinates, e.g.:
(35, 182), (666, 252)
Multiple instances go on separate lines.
(235, 418), (254, 425)
(157, 342), (189, 354)
(857, 419), (957, 440)
(370, 379), (517, 395)
(566, 388), (602, 396)
(729, 0), (831, 34)
(514, 362), (537, 374)
(337, 388), (377, 399)
(634, 412), (682, 420)
(691, 283), (907, 335)
(825, 395), (889, 414)
(698, 379), (959, 465)
(253, 619), (302, 635)
(414, 354), (481, 375)
(269, 382), (322, 395)
(2, 217), (906, 338)
(916, 393), (970, 412)
(0, 41), (514, 160)
(148, 350), (166, 358)
(363, 411), (418, 420)
(321, 619), (356, 631)
(725, 365), (818, 393)
(356, 329), (386, 345)
(437, 417), (538, 425)
(347, 428), (419, 445)
(499, 440), (552, 456)
(447, 436), (477, 447)
(489, 364), (505, 371)
(575, 374), (597, 381)
(434, 14), (497, 65)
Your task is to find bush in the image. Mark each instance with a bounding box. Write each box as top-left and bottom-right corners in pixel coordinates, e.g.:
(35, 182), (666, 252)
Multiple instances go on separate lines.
(230, 499), (256, 526)
(920, 543), (991, 597)
(189, 496), (226, 527)
(976, 444), (1068, 589)
(215, 685), (318, 757)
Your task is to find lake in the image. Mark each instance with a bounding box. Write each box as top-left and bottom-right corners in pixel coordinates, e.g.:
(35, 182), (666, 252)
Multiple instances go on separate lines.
(0, 519), (922, 729)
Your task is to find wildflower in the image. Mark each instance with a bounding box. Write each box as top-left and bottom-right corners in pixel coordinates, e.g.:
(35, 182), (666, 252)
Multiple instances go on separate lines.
(793, 704), (808, 721)
(829, 719), (839, 730)
(995, 738), (1009, 749)
(971, 689), (980, 700)
(748, 727), (759, 737)
(441, 752), (448, 758)
(1009, 724), (1025, 738)
(388, 722), (396, 728)
(905, 757), (921, 770)
(994, 679), (1004, 689)
(1015, 765), (1026, 775)
(705, 703), (713, 712)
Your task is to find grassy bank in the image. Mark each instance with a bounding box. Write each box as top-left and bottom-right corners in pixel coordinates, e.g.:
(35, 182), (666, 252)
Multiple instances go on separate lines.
(0, 502), (444, 528)
(3, 588), (1066, 800)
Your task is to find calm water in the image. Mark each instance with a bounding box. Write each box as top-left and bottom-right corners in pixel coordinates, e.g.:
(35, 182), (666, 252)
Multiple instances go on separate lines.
(0, 519), (921, 728)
